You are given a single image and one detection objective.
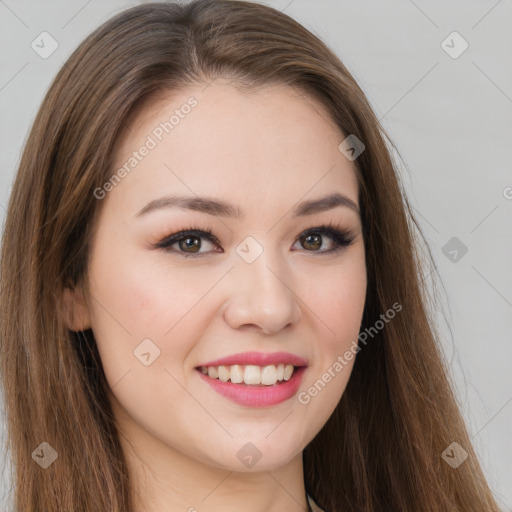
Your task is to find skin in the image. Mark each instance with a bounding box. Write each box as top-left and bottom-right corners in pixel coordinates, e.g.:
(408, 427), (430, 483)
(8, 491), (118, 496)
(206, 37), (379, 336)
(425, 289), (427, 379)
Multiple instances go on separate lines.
(62, 80), (367, 512)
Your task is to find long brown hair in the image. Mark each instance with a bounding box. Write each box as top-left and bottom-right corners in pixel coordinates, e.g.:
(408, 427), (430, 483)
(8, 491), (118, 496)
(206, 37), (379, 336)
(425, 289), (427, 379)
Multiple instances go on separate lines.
(0, 1), (500, 510)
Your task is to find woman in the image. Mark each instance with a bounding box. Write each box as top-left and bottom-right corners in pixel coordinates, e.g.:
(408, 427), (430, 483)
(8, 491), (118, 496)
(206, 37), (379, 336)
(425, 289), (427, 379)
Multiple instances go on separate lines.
(0, 1), (501, 511)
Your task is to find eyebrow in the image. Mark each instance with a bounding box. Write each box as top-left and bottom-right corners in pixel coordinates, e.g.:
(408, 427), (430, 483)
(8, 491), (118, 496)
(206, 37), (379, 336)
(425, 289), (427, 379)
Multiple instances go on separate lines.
(135, 192), (360, 219)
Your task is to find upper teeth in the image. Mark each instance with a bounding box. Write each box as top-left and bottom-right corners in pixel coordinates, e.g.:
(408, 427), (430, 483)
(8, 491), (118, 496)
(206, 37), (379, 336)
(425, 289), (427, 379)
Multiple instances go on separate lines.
(200, 364), (295, 386)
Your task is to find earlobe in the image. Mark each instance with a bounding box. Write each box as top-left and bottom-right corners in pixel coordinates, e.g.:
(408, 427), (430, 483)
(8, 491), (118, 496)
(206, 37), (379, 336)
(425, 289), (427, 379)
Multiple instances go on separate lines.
(59, 284), (92, 332)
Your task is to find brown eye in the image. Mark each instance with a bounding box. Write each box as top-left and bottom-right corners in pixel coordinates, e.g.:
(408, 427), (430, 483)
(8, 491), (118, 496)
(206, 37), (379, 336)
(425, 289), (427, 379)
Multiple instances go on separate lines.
(156, 224), (354, 258)
(156, 228), (220, 257)
(178, 236), (201, 253)
(295, 226), (354, 253)
(301, 233), (323, 251)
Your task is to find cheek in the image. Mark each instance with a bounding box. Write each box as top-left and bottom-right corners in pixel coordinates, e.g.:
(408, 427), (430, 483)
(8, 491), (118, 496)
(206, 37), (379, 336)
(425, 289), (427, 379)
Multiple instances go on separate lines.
(324, 281), (366, 338)
(294, 251), (366, 420)
(299, 254), (366, 348)
(296, 295), (365, 441)
(87, 244), (227, 381)
(89, 241), (218, 337)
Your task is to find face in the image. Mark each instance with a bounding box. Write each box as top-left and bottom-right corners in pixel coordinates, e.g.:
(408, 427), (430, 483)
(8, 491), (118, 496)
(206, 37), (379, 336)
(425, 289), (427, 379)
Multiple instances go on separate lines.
(66, 81), (366, 474)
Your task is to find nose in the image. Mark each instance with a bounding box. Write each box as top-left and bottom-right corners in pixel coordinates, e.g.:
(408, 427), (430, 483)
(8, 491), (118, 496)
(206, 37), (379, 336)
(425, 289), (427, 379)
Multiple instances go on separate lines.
(222, 246), (302, 335)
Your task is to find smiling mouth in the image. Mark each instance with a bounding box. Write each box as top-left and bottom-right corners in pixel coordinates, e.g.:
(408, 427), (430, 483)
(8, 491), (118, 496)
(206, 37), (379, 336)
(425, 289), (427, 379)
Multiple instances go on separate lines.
(197, 363), (298, 387)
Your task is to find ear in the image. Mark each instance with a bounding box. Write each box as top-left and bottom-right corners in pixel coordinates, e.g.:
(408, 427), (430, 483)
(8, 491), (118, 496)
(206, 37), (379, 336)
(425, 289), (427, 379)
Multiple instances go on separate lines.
(59, 282), (92, 332)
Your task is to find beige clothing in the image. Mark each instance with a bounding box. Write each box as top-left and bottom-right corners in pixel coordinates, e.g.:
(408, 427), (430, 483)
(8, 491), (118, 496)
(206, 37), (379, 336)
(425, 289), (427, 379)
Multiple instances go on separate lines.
(307, 494), (325, 512)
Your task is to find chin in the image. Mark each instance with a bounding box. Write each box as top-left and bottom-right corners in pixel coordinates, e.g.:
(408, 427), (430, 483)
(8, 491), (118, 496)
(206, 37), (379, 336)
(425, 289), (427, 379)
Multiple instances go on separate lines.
(199, 434), (305, 473)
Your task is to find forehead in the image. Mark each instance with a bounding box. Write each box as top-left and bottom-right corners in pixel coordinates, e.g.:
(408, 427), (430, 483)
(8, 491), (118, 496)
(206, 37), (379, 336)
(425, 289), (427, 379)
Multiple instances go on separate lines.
(107, 81), (360, 222)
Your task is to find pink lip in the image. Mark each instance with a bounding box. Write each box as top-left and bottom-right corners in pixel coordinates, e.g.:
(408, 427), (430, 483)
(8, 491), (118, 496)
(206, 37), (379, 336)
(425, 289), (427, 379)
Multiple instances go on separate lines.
(198, 351), (308, 368)
(197, 366), (307, 407)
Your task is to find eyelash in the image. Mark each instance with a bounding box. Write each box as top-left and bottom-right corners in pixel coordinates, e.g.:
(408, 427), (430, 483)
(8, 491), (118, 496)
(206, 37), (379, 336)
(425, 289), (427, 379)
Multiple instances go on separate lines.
(154, 221), (355, 258)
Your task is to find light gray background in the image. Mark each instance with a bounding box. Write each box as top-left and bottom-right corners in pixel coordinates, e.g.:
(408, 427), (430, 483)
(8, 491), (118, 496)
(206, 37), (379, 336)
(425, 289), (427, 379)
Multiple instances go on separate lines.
(0, 0), (511, 510)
